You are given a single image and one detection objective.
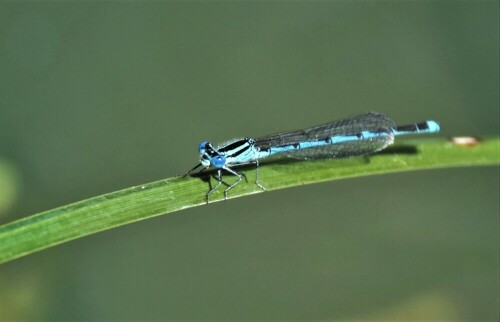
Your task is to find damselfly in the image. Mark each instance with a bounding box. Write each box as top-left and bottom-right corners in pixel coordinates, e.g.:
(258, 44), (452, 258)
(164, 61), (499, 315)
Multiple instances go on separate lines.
(185, 112), (440, 202)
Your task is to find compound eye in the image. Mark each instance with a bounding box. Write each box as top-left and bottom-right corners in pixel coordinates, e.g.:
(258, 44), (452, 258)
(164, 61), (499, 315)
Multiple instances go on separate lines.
(211, 155), (226, 168)
(198, 141), (209, 154)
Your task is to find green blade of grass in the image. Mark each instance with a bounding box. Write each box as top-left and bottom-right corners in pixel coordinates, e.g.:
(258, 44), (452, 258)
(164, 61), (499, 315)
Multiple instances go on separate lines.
(0, 137), (498, 264)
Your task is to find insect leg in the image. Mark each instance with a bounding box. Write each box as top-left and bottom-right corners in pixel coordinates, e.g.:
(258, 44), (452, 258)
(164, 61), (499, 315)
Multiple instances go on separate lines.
(222, 166), (243, 200)
(206, 169), (223, 203)
(255, 159), (267, 191)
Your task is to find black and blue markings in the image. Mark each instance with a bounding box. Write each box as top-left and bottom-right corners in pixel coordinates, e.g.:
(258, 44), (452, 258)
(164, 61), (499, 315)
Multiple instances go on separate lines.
(186, 112), (440, 202)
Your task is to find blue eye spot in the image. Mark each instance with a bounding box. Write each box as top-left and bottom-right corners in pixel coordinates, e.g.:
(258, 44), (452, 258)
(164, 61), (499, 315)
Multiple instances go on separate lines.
(199, 141), (209, 153)
(211, 155), (226, 168)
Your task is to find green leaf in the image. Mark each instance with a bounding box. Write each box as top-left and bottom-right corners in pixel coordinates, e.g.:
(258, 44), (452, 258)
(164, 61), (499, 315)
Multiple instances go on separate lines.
(0, 137), (498, 264)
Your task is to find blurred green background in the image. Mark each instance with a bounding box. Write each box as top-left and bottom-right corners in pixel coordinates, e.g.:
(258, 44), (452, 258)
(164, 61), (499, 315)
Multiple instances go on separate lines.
(0, 1), (498, 320)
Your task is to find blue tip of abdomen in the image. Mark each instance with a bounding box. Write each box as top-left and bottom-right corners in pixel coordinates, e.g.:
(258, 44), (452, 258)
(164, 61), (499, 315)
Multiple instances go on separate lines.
(426, 120), (441, 133)
(394, 119), (441, 136)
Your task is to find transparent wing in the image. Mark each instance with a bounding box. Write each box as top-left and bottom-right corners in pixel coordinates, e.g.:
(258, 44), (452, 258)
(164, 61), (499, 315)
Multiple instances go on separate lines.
(254, 112), (396, 160)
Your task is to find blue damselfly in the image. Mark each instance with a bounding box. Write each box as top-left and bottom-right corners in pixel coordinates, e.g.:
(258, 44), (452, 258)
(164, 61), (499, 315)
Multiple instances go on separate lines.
(185, 112), (440, 202)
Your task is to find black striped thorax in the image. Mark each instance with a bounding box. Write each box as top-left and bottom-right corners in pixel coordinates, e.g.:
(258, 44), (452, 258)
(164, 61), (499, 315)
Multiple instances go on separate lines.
(217, 138), (258, 164)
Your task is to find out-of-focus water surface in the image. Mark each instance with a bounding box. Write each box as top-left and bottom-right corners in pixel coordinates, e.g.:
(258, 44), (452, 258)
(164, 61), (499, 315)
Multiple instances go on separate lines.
(0, 2), (498, 320)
